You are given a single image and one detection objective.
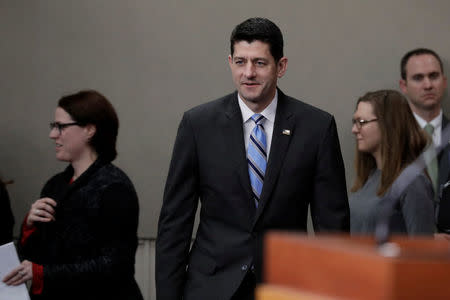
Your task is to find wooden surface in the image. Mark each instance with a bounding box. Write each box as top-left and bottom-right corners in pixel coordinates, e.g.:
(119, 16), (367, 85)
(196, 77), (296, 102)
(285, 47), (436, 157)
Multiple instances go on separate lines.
(256, 284), (337, 300)
(263, 232), (450, 300)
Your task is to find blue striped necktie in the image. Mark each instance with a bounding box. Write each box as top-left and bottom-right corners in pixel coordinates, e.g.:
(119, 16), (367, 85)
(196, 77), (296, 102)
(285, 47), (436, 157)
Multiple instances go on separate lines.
(247, 114), (267, 207)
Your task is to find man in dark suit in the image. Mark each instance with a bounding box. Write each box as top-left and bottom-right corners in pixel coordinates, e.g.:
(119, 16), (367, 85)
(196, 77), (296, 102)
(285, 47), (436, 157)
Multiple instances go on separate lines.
(156, 17), (350, 300)
(399, 48), (449, 236)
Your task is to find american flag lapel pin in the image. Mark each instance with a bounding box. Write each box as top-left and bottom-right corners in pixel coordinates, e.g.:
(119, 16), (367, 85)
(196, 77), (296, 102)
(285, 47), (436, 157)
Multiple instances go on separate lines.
(282, 129), (291, 136)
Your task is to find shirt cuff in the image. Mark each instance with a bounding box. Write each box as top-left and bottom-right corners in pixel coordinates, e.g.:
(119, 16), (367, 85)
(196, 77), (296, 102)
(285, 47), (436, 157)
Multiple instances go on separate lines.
(31, 263), (44, 295)
(20, 214), (37, 246)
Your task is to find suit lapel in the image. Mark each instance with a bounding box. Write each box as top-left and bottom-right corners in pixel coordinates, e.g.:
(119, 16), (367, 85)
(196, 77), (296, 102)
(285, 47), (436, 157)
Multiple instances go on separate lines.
(224, 93), (255, 215)
(442, 115), (449, 129)
(253, 91), (294, 223)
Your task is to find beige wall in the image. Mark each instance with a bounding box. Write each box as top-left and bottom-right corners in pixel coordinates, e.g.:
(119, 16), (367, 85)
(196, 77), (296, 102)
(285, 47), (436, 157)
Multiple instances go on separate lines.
(1, 0), (449, 238)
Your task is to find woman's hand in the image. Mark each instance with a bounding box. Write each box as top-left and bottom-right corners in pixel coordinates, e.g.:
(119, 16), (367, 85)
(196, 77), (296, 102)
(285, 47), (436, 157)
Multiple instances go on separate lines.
(2, 260), (33, 286)
(26, 197), (57, 227)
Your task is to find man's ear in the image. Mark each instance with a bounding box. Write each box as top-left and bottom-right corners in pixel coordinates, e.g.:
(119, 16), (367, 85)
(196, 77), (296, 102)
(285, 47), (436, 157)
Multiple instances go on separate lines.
(277, 57), (288, 78)
(399, 79), (407, 94)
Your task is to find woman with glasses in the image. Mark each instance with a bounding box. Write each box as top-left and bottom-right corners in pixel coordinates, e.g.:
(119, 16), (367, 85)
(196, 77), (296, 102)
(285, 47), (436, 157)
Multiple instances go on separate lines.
(3, 90), (143, 300)
(349, 90), (435, 235)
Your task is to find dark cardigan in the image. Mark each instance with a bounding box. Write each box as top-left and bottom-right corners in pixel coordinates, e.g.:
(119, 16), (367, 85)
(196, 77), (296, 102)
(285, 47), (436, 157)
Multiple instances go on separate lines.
(19, 158), (143, 300)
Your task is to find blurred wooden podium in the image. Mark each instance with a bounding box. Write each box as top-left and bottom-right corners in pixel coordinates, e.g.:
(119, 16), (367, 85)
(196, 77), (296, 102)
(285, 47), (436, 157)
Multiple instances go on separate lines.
(256, 232), (450, 300)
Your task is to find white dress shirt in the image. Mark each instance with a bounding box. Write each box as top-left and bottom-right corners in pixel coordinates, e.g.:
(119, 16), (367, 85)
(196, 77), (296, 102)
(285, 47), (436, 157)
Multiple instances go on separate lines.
(238, 91), (277, 160)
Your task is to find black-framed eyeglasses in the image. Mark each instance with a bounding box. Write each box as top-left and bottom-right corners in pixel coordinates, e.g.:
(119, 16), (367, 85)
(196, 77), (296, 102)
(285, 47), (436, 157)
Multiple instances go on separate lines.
(49, 122), (80, 134)
(351, 118), (378, 129)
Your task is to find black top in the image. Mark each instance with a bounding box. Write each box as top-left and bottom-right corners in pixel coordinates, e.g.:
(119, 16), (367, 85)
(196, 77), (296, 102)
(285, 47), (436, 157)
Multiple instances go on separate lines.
(19, 158), (143, 300)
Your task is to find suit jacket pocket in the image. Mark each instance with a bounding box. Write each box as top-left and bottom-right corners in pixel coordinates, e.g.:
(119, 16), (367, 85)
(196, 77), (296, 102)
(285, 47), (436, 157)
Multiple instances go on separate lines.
(188, 247), (217, 275)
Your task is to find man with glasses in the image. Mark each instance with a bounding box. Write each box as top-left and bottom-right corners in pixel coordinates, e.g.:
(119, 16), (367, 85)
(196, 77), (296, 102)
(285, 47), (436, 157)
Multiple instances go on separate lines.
(399, 48), (450, 237)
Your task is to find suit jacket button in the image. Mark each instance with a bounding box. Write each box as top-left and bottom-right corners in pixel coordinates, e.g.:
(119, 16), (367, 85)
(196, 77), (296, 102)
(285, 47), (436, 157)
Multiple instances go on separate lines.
(241, 264), (248, 271)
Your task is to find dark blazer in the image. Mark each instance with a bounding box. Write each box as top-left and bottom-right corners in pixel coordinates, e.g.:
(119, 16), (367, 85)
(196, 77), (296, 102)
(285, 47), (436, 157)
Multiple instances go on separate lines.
(156, 90), (349, 300)
(438, 115), (450, 189)
(437, 115), (450, 231)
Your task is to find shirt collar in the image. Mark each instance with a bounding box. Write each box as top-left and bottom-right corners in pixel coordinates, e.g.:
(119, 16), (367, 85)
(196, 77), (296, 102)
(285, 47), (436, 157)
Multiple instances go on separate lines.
(238, 91), (278, 124)
(413, 110), (442, 129)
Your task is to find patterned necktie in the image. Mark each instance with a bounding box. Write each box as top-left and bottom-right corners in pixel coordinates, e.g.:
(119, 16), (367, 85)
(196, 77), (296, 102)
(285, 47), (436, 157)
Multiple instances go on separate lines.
(247, 114), (267, 207)
(424, 123), (438, 194)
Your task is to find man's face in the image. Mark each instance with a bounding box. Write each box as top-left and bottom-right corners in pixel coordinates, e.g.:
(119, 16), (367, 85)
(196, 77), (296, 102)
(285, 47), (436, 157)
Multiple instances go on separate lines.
(400, 54), (447, 113)
(228, 41), (287, 109)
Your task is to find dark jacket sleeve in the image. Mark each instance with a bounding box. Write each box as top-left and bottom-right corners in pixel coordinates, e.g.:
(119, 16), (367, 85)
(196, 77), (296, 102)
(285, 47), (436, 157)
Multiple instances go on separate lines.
(400, 173), (435, 235)
(155, 112), (200, 300)
(310, 116), (350, 232)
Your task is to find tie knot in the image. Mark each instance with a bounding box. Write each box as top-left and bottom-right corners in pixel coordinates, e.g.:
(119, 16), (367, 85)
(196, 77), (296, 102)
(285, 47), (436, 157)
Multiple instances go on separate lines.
(251, 114), (264, 125)
(424, 123), (435, 135)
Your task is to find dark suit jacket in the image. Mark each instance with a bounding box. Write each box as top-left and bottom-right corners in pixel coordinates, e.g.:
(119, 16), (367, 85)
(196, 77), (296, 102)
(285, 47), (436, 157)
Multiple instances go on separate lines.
(437, 115), (450, 231)
(155, 90), (350, 300)
(438, 115), (450, 189)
